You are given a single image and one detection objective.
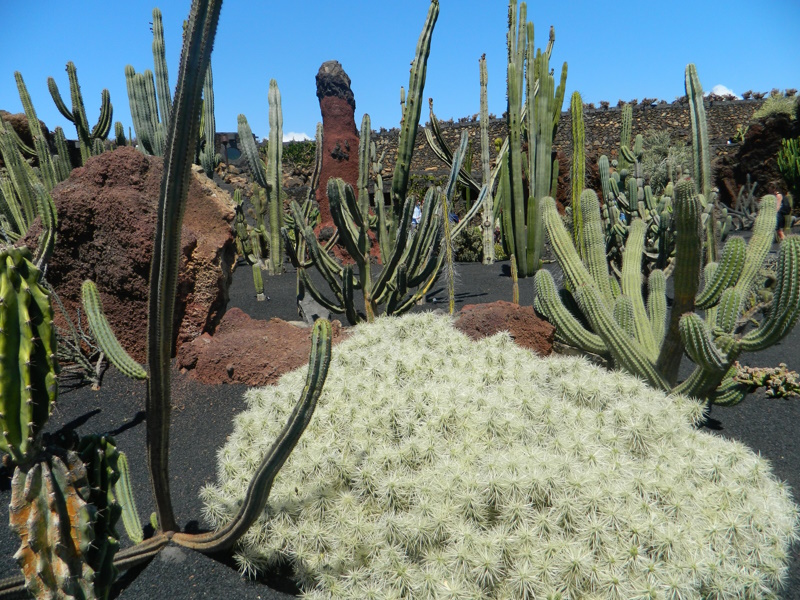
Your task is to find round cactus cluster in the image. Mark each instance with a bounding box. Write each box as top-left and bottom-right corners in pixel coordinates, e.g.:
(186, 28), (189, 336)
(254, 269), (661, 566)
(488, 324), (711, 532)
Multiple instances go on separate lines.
(201, 313), (799, 599)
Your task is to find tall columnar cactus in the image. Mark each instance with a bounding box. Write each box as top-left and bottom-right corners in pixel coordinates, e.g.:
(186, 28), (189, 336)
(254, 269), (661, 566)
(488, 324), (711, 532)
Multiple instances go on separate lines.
(47, 61), (112, 165)
(478, 54), (495, 264)
(237, 79), (284, 278)
(0, 118), (59, 263)
(198, 63), (218, 178)
(125, 8), (171, 156)
(389, 0), (439, 236)
(686, 63), (718, 263)
(14, 72), (66, 190)
(570, 91), (586, 257)
(534, 181), (800, 404)
(499, 0), (567, 277)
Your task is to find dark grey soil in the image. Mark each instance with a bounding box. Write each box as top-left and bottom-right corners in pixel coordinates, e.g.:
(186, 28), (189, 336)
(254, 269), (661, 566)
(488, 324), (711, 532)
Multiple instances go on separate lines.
(0, 252), (798, 599)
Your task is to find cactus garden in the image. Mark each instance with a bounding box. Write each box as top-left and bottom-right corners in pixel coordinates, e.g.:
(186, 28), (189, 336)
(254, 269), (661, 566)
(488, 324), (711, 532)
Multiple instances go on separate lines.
(0, 0), (799, 598)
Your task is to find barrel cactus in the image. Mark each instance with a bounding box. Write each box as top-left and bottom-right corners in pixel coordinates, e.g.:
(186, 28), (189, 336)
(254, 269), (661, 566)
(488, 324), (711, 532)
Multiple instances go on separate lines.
(202, 313), (798, 598)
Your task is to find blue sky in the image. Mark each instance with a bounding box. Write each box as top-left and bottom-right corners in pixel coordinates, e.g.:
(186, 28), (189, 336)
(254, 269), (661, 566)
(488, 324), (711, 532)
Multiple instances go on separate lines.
(2, 0), (798, 142)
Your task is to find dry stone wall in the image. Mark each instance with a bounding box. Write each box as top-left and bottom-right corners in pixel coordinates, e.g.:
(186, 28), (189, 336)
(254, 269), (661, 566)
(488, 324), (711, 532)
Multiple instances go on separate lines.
(371, 98), (765, 189)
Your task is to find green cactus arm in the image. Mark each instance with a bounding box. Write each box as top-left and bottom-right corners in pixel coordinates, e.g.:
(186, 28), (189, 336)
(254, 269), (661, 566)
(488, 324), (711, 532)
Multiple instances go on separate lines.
(672, 362), (730, 399)
(237, 114), (268, 189)
(371, 196), (415, 304)
(702, 262), (719, 326)
(115, 451), (144, 545)
(679, 312), (730, 372)
(576, 190), (614, 304)
(299, 225), (346, 304)
(695, 236), (746, 308)
(14, 72), (59, 191)
(30, 179), (57, 269)
(734, 195), (778, 294)
(151, 8), (172, 133)
(570, 92), (585, 255)
(199, 64), (217, 178)
(173, 318), (332, 552)
(47, 75), (74, 123)
(714, 288), (745, 334)
(328, 178), (367, 268)
(647, 269), (667, 349)
(265, 79), (283, 274)
(82, 280), (147, 380)
(0, 122), (37, 228)
(0, 262), (23, 460)
(533, 269), (608, 356)
(424, 99), (482, 193)
(709, 365), (750, 406)
(251, 264), (265, 301)
(739, 236), (800, 352)
(574, 284), (669, 391)
(542, 196), (595, 292)
(297, 268), (345, 315)
(621, 219), (657, 358)
(342, 265), (361, 325)
(612, 295), (636, 340)
(450, 182), (490, 240)
(90, 88), (113, 141)
(145, 0), (222, 533)
(398, 186), (439, 279)
(656, 180), (702, 385)
(390, 0), (439, 223)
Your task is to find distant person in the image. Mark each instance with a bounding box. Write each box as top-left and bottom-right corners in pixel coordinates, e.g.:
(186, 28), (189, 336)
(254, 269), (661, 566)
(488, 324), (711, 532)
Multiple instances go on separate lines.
(776, 191), (792, 241)
(412, 201), (422, 228)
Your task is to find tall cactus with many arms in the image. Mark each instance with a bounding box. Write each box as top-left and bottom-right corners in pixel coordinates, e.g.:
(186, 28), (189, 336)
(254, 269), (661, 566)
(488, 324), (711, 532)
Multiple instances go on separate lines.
(686, 63), (718, 263)
(47, 61), (112, 165)
(534, 180), (800, 403)
(237, 79), (284, 277)
(291, 127), (487, 324)
(500, 1), (567, 277)
(389, 0), (439, 239)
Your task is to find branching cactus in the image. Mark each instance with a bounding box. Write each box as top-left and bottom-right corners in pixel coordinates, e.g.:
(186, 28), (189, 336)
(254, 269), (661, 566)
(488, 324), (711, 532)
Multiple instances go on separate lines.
(288, 128), (487, 324)
(498, 1), (567, 277)
(47, 61), (112, 165)
(534, 181), (800, 404)
(237, 79), (284, 277)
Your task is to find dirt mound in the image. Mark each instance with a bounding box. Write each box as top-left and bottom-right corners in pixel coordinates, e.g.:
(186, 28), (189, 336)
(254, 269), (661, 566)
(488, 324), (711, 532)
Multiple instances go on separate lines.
(178, 308), (348, 386)
(454, 300), (555, 356)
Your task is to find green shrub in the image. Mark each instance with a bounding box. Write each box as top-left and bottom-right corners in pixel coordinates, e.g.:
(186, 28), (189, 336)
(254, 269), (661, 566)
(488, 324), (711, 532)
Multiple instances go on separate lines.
(638, 129), (691, 195)
(753, 95), (798, 121)
(452, 225), (483, 262)
(202, 313), (798, 598)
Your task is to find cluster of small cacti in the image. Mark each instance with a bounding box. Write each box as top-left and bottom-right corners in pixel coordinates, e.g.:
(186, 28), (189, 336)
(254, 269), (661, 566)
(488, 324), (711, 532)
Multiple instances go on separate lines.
(733, 361), (800, 398)
(202, 313), (799, 598)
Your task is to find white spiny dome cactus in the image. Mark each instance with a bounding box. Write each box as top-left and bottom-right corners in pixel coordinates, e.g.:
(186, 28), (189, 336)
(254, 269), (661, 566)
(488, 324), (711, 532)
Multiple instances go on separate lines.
(201, 313), (799, 599)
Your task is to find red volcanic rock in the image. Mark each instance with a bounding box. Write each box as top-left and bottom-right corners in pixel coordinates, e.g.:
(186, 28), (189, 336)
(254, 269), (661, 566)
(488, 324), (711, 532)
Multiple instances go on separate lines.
(454, 300), (555, 356)
(315, 61), (360, 228)
(177, 308), (348, 386)
(22, 146), (236, 363)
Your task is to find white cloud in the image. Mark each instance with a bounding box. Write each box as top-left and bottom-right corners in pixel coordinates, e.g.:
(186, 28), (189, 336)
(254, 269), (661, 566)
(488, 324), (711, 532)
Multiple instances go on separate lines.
(283, 131), (311, 142)
(708, 85), (740, 99)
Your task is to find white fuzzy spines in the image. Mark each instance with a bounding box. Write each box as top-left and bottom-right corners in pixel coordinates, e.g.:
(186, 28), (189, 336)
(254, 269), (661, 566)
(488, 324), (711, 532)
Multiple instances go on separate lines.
(201, 312), (799, 599)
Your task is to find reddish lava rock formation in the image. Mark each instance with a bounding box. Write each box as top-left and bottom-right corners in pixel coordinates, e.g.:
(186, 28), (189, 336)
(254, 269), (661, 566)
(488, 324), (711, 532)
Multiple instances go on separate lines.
(315, 60), (360, 229)
(178, 308), (348, 386)
(23, 146), (236, 363)
(454, 300), (555, 356)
